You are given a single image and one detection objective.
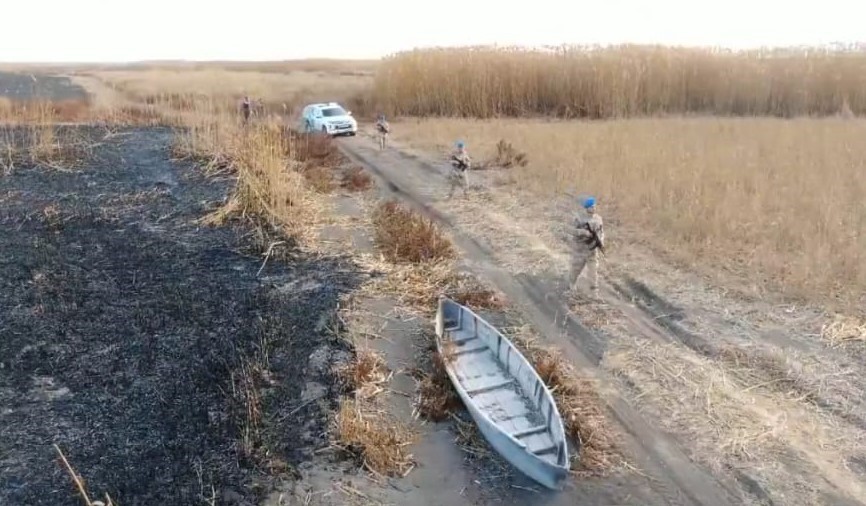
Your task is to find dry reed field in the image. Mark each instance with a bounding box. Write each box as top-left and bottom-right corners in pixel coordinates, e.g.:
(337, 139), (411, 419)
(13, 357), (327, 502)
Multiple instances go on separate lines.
(82, 66), (373, 116)
(374, 46), (866, 118)
(391, 116), (866, 308)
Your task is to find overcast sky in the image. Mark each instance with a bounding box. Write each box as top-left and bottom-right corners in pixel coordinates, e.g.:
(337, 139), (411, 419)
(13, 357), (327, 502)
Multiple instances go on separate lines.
(1, 0), (863, 62)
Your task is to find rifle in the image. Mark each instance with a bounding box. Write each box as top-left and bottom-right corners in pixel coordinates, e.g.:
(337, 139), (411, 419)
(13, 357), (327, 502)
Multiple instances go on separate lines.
(582, 222), (606, 255)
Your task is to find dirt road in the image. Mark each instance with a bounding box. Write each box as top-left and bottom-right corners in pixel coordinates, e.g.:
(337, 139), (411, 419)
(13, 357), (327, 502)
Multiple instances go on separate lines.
(335, 130), (866, 505)
(0, 127), (366, 505)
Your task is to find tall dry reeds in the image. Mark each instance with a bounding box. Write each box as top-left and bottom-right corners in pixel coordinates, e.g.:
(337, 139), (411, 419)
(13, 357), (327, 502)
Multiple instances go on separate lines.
(373, 45), (866, 118)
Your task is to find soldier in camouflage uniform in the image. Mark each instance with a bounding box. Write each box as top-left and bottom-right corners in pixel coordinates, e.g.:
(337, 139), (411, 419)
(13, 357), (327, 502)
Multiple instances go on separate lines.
(240, 96), (252, 124)
(569, 196), (605, 298)
(375, 113), (390, 150)
(447, 140), (471, 199)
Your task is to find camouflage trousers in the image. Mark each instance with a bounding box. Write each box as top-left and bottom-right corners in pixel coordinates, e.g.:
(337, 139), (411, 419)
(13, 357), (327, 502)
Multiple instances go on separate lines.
(377, 130), (389, 149)
(447, 168), (468, 198)
(569, 248), (599, 293)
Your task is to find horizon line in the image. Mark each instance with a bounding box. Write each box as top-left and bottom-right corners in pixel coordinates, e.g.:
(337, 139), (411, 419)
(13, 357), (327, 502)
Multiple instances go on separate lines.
(2, 40), (865, 66)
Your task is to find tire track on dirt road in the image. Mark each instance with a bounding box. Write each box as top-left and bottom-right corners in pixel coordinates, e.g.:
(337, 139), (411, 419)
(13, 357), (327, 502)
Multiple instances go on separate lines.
(337, 136), (743, 506)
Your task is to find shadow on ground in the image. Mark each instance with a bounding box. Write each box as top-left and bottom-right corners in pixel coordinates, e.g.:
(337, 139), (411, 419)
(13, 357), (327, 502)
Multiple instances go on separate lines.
(0, 127), (367, 505)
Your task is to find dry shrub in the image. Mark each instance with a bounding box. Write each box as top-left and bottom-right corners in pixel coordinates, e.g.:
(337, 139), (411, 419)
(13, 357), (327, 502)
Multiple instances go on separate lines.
(375, 46), (866, 118)
(300, 164), (335, 193)
(371, 200), (455, 263)
(289, 130), (345, 168)
(513, 333), (621, 476)
(446, 274), (507, 310)
(335, 398), (414, 476)
(821, 314), (866, 347)
(492, 139), (528, 168)
(337, 347), (389, 400)
(192, 120), (321, 246)
(341, 166), (373, 191)
(233, 125), (318, 239)
(413, 351), (462, 421)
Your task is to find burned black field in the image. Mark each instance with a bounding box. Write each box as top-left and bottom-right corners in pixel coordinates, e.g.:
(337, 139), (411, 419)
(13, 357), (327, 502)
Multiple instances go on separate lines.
(0, 127), (365, 505)
(0, 71), (87, 102)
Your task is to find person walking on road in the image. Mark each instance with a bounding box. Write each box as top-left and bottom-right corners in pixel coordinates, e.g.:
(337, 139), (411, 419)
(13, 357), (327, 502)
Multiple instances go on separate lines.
(447, 140), (471, 199)
(569, 196), (605, 300)
(375, 113), (390, 150)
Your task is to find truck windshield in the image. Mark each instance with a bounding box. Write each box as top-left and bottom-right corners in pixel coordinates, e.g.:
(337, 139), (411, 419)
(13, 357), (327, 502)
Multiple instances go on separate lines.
(321, 107), (347, 117)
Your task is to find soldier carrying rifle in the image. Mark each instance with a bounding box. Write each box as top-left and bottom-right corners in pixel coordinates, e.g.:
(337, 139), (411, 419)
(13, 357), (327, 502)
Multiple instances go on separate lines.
(569, 195), (605, 299)
(447, 140), (471, 199)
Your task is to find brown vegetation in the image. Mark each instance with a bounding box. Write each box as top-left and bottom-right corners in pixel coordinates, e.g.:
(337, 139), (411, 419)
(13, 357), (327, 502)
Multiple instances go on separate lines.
(393, 117), (866, 308)
(341, 166), (373, 191)
(371, 200), (456, 264)
(335, 398), (415, 477)
(374, 46), (866, 118)
(413, 350), (462, 422)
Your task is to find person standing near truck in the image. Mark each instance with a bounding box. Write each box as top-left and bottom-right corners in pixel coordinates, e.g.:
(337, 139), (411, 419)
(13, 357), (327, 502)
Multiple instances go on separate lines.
(375, 113), (390, 150)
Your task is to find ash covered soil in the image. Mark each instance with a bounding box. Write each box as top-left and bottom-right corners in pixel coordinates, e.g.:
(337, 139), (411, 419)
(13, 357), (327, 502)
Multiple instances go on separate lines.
(0, 71), (87, 101)
(0, 127), (367, 505)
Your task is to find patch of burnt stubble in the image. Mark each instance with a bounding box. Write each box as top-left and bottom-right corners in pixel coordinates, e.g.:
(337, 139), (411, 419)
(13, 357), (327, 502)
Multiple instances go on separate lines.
(0, 127), (367, 505)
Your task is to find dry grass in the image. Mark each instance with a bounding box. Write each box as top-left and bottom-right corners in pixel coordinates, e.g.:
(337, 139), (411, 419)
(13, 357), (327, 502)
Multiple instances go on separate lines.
(185, 119), (325, 249)
(230, 357), (267, 462)
(446, 273), (507, 310)
(371, 200), (456, 264)
(510, 330), (622, 476)
(1, 122), (97, 173)
(490, 139), (528, 169)
(334, 398), (415, 477)
(87, 67), (373, 117)
(393, 117), (866, 308)
(341, 166), (374, 192)
(604, 338), (866, 503)
(412, 350), (462, 422)
(0, 98), (92, 123)
(54, 444), (116, 506)
(375, 46), (866, 118)
(821, 314), (866, 347)
(337, 347), (390, 400)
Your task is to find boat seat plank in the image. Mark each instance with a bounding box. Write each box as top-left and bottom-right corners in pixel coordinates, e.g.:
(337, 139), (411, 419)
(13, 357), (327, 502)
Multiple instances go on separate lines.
(532, 442), (559, 456)
(465, 377), (515, 396)
(512, 425), (549, 439)
(452, 343), (489, 357)
(524, 433), (556, 454)
(460, 370), (515, 393)
(447, 328), (477, 345)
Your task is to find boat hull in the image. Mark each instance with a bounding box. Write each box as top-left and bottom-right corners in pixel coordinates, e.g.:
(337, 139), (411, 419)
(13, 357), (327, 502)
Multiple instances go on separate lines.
(435, 296), (570, 490)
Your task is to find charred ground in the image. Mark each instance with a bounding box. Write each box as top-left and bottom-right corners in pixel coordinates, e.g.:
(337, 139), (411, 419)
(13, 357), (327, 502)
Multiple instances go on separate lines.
(0, 71), (87, 102)
(0, 127), (367, 505)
